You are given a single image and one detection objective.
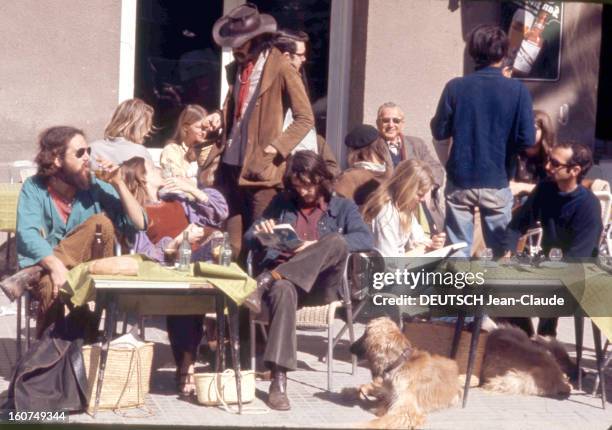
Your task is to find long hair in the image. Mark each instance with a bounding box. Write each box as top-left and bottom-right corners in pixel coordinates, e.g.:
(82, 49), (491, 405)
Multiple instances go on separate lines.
(104, 98), (154, 144)
(168, 104), (208, 146)
(534, 109), (555, 155)
(347, 138), (394, 173)
(362, 159), (433, 233)
(35, 126), (85, 177)
(120, 156), (148, 206)
(283, 150), (335, 201)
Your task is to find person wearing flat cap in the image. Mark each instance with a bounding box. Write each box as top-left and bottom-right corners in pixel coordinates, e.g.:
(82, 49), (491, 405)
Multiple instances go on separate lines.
(206, 3), (315, 267)
(334, 124), (393, 207)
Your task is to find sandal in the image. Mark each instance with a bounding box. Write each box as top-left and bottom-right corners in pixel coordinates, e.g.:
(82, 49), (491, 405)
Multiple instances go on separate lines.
(178, 372), (196, 398)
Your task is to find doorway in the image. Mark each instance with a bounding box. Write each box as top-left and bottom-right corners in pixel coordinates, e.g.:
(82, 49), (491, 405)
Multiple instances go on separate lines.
(135, 0), (223, 147)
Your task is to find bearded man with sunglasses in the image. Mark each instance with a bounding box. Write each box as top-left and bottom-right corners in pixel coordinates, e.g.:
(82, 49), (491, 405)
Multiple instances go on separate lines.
(1, 126), (146, 337)
(505, 141), (603, 336)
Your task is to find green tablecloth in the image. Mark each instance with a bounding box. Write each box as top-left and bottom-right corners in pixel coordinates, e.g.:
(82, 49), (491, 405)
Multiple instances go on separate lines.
(62, 255), (256, 308)
(446, 260), (612, 340)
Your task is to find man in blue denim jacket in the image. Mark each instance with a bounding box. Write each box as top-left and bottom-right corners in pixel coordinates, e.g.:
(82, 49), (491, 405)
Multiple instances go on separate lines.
(430, 25), (535, 256)
(243, 150), (373, 410)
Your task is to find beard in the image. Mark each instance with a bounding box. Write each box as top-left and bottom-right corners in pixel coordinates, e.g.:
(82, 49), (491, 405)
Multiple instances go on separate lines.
(57, 164), (91, 191)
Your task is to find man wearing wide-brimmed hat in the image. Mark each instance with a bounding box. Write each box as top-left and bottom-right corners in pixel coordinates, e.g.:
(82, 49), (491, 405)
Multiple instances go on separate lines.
(206, 3), (313, 411)
(207, 4), (314, 270)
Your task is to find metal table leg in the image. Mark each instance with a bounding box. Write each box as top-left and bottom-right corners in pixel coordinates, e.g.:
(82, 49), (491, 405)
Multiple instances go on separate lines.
(574, 315), (584, 391)
(228, 300), (243, 414)
(16, 295), (22, 361)
(215, 294), (226, 373)
(462, 315), (483, 408)
(92, 291), (117, 417)
(450, 313), (466, 359)
(592, 322), (607, 409)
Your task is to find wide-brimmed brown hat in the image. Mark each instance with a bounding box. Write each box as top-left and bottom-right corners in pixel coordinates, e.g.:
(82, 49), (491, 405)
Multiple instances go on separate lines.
(213, 3), (277, 48)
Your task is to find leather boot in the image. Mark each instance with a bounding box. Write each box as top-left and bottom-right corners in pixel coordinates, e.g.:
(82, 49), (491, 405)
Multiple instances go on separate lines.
(243, 271), (275, 314)
(267, 367), (290, 411)
(0, 265), (43, 302)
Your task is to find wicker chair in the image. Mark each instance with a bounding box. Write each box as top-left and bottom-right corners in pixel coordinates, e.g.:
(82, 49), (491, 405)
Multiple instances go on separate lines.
(247, 250), (376, 391)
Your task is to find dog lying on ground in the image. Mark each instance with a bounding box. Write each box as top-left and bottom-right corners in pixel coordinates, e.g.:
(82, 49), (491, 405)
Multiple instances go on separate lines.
(347, 317), (461, 429)
(480, 326), (573, 397)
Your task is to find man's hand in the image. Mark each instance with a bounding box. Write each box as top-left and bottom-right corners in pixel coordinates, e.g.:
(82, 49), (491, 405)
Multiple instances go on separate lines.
(41, 255), (69, 300)
(428, 232), (446, 250)
(293, 240), (316, 254)
(204, 112), (222, 132)
(95, 158), (122, 187)
(254, 219), (276, 234)
(263, 145), (278, 155)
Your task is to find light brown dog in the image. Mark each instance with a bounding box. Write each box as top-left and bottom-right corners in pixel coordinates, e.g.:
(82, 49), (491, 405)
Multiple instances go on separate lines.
(349, 317), (461, 429)
(480, 326), (573, 397)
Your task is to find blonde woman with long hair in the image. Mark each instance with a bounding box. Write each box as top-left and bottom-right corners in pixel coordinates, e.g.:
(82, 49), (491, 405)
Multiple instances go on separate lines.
(362, 159), (446, 257)
(90, 98), (154, 168)
(160, 104), (213, 182)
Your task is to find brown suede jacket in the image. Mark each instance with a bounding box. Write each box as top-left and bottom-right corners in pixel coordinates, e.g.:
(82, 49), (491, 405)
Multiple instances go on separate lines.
(220, 47), (314, 188)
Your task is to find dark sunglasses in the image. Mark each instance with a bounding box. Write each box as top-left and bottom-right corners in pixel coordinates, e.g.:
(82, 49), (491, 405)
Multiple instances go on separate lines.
(74, 147), (92, 159)
(547, 157), (572, 169)
(381, 117), (402, 124)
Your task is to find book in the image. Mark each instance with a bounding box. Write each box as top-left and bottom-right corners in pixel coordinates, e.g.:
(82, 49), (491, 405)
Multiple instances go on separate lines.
(423, 242), (468, 258)
(255, 223), (304, 253)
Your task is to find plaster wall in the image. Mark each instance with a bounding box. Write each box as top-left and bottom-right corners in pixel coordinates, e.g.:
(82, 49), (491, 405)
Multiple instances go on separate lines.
(0, 0), (123, 181)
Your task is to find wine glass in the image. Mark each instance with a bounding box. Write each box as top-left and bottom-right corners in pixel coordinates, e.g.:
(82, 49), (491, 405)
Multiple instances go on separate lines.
(548, 248), (563, 263)
(479, 248), (494, 266)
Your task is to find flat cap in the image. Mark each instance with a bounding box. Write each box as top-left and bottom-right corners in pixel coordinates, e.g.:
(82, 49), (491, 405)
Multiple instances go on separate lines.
(344, 124), (379, 149)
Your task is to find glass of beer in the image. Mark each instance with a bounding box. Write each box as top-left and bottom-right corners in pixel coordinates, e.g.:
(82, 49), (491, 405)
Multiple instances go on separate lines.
(164, 248), (177, 267)
(209, 233), (224, 264)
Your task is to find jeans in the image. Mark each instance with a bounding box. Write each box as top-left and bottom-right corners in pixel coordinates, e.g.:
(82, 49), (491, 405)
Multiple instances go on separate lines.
(445, 183), (513, 257)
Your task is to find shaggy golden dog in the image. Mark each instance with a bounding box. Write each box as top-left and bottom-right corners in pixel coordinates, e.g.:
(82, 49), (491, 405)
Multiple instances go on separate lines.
(480, 326), (573, 397)
(348, 317), (461, 429)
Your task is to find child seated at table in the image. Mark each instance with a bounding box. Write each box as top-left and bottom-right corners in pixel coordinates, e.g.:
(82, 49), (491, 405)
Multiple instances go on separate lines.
(120, 156), (228, 396)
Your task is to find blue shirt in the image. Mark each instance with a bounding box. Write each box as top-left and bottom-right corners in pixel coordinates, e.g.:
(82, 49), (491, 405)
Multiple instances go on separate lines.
(430, 66), (535, 189)
(16, 175), (145, 268)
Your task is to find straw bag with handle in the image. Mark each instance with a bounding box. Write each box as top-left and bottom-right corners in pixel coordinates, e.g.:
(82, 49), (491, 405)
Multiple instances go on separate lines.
(194, 369), (255, 408)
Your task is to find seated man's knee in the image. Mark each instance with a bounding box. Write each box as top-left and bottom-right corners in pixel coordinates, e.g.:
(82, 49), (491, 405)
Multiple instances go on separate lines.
(268, 280), (297, 306)
(321, 233), (349, 255)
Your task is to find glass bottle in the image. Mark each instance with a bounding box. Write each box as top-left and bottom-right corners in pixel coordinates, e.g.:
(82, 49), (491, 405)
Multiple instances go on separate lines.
(178, 231), (191, 272)
(220, 232), (232, 266)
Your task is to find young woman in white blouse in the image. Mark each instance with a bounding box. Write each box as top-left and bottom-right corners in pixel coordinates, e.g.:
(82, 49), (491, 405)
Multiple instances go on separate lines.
(362, 159), (446, 257)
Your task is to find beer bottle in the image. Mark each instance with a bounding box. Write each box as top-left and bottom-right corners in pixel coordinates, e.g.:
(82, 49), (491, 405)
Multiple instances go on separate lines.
(91, 224), (104, 260)
(513, 6), (551, 75)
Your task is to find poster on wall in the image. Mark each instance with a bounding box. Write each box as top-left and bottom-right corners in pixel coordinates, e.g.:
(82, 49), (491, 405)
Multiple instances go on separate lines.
(501, 1), (563, 81)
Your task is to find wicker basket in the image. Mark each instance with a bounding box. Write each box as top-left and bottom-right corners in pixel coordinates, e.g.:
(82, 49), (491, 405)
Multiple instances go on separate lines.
(82, 341), (154, 413)
(194, 369), (256, 406)
(403, 321), (488, 380)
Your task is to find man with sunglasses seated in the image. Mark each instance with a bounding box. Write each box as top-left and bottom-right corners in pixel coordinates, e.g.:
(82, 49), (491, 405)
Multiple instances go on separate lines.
(505, 141), (603, 336)
(1, 126), (146, 338)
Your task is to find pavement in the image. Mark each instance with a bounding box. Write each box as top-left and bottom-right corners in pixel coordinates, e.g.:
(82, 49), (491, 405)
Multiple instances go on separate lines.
(0, 277), (610, 429)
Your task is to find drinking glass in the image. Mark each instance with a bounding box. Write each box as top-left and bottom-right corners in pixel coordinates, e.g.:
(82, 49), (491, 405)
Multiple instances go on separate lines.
(209, 233), (225, 264)
(478, 248), (494, 267)
(548, 248), (563, 262)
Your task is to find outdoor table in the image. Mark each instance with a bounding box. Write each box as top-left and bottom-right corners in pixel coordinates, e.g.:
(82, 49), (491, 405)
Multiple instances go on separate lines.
(63, 257), (257, 417)
(443, 260), (611, 409)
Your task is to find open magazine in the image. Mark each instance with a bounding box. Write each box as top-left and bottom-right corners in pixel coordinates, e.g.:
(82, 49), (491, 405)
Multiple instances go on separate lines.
(255, 223), (304, 253)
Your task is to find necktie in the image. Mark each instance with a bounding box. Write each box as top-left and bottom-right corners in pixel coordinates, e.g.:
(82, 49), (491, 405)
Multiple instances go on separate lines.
(236, 61), (254, 120)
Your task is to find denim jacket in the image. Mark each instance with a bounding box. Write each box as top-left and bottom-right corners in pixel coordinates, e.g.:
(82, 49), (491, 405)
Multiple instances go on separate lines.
(244, 193), (374, 267)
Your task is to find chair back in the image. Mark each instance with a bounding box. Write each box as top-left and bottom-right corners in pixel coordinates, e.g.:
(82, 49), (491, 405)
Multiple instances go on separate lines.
(10, 160), (37, 184)
(346, 249), (384, 301)
(594, 191), (612, 226)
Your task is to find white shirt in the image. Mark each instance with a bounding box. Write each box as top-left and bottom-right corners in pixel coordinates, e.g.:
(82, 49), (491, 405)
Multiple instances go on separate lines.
(371, 201), (426, 257)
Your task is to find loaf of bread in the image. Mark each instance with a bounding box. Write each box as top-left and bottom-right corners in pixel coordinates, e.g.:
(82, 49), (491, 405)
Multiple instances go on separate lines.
(88, 256), (139, 276)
